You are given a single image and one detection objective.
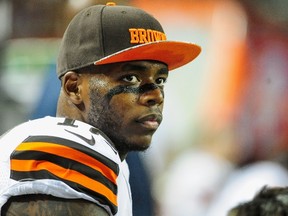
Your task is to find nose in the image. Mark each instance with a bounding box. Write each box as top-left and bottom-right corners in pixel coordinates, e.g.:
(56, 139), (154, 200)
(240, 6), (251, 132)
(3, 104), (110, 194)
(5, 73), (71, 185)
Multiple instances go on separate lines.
(138, 83), (164, 106)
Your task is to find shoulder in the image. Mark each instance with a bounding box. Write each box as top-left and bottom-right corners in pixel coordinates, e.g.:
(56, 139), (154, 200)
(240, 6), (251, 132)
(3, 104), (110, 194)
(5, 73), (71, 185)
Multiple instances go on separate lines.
(233, 161), (288, 184)
(206, 161), (288, 216)
(0, 117), (120, 162)
(0, 117), (122, 216)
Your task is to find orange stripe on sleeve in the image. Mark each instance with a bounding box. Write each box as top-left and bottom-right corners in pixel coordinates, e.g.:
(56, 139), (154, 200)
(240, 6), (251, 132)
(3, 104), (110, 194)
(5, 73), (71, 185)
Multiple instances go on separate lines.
(10, 159), (117, 207)
(14, 142), (117, 184)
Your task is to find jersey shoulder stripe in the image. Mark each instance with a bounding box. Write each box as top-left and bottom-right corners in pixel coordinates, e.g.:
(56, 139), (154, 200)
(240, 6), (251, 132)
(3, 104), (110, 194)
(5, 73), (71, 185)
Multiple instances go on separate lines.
(22, 135), (119, 176)
(11, 168), (118, 214)
(10, 135), (119, 214)
(11, 150), (117, 193)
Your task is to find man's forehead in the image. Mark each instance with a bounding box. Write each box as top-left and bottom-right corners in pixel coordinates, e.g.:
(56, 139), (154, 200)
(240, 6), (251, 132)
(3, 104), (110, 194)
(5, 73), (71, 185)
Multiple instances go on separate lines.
(75, 60), (168, 77)
(102, 60), (168, 74)
(121, 61), (168, 73)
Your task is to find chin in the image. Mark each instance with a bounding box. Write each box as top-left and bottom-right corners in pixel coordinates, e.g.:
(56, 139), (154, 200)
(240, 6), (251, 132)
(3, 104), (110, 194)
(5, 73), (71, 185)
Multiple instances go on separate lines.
(116, 136), (152, 153)
(131, 135), (153, 150)
(129, 142), (151, 152)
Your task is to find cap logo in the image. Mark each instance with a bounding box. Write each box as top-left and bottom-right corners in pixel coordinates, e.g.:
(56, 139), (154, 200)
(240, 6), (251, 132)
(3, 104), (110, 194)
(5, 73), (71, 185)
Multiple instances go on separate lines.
(129, 28), (166, 44)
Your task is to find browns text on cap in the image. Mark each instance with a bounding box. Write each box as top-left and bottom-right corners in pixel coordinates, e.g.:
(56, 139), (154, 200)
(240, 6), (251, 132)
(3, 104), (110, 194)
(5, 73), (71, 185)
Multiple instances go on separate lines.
(57, 3), (201, 78)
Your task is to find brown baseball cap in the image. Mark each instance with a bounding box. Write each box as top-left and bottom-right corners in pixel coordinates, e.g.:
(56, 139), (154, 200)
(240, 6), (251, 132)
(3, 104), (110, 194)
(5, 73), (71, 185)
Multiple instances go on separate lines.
(57, 2), (201, 78)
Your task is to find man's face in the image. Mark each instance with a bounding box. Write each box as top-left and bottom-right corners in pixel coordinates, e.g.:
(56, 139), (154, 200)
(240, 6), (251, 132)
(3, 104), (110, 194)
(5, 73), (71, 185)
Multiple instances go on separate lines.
(82, 61), (168, 154)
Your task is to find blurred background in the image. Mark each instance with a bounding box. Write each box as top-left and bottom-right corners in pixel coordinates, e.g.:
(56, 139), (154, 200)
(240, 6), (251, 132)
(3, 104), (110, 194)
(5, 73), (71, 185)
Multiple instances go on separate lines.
(1, 0), (288, 215)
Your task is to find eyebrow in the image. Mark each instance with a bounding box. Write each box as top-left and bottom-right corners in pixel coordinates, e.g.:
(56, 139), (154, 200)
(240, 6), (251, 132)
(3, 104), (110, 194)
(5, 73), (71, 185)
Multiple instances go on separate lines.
(121, 62), (168, 75)
(158, 67), (169, 76)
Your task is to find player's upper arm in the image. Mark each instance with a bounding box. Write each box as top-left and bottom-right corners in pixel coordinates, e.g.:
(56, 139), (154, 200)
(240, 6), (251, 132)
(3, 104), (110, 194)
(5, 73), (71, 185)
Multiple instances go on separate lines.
(1, 195), (110, 216)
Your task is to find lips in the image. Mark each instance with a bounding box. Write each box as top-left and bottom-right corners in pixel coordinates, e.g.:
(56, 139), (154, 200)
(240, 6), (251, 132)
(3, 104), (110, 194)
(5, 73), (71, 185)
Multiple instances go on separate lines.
(136, 113), (163, 130)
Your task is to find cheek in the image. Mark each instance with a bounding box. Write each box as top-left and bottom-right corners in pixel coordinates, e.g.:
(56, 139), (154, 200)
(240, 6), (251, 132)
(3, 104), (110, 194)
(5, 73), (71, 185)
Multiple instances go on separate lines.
(89, 82), (140, 124)
(109, 94), (138, 116)
(88, 78), (111, 107)
(103, 95), (139, 132)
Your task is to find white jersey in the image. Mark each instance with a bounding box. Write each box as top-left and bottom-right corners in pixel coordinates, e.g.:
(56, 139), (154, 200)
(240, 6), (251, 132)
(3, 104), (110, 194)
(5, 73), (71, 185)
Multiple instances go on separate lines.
(0, 116), (132, 216)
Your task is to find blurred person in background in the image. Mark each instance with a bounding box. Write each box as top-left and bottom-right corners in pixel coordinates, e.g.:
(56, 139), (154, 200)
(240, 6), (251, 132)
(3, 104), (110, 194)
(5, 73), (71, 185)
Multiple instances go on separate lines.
(0, 0), (13, 134)
(228, 186), (288, 216)
(153, 0), (248, 215)
(0, 0), (67, 134)
(206, 0), (288, 215)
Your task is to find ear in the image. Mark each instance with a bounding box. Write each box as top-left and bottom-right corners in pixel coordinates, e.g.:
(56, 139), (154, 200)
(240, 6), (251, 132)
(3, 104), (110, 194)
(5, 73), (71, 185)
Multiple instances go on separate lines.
(62, 71), (83, 105)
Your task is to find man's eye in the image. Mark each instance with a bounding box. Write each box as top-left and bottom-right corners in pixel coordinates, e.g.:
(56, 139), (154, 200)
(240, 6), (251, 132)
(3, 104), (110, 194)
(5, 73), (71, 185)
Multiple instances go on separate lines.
(123, 75), (140, 84)
(156, 77), (167, 86)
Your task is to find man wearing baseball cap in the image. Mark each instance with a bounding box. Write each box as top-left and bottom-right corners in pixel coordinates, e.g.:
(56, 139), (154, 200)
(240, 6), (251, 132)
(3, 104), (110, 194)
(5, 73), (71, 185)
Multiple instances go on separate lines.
(0, 2), (200, 216)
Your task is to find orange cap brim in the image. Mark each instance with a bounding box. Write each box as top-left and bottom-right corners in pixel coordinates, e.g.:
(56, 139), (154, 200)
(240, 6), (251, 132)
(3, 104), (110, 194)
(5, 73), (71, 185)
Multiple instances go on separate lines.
(94, 41), (201, 71)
